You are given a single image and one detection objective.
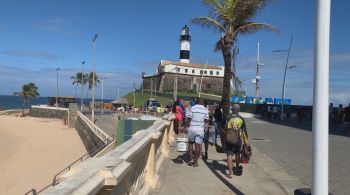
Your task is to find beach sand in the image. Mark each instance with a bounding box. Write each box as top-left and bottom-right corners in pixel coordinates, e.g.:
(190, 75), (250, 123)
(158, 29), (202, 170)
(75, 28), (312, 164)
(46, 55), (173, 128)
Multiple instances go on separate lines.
(0, 115), (87, 194)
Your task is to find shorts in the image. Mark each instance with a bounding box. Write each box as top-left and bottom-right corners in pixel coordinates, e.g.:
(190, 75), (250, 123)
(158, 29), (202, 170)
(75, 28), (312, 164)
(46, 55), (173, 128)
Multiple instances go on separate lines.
(226, 139), (242, 155)
(188, 133), (204, 144)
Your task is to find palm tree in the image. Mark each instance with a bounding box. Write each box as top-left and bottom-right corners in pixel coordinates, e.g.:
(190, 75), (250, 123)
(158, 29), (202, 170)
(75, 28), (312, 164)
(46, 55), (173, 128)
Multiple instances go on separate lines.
(71, 72), (85, 97)
(192, 0), (278, 120)
(86, 72), (100, 99)
(13, 83), (40, 116)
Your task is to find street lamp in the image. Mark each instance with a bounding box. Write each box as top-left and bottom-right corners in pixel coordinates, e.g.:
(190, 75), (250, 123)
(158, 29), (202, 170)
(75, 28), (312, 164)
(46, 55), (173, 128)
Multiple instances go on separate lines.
(56, 68), (60, 107)
(81, 61), (86, 111)
(92, 33), (98, 122)
(100, 77), (106, 114)
(272, 34), (293, 120)
(199, 60), (208, 98)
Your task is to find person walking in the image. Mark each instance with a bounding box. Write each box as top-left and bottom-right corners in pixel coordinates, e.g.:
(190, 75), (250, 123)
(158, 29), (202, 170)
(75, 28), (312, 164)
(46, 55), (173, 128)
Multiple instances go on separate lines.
(225, 104), (249, 178)
(213, 105), (223, 147)
(186, 98), (209, 167)
(172, 101), (183, 135)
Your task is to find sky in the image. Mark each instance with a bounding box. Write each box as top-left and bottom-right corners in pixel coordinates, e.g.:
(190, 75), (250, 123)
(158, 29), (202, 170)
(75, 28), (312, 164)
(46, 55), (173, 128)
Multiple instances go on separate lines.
(0, 0), (349, 106)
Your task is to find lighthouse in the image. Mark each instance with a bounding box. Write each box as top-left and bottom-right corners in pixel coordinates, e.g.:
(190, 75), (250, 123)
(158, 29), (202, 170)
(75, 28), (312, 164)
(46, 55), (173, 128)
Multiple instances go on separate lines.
(179, 25), (191, 63)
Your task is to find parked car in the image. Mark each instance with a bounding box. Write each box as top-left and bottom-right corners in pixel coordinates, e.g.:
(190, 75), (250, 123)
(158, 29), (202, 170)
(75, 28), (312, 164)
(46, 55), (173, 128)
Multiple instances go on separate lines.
(144, 99), (160, 112)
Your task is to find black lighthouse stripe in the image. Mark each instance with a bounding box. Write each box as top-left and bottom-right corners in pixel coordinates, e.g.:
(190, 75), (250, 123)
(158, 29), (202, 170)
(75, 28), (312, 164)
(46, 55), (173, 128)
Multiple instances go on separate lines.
(180, 50), (190, 59)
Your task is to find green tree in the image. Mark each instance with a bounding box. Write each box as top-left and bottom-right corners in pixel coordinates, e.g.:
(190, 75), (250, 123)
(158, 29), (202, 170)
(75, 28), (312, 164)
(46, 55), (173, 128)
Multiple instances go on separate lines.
(13, 83), (40, 116)
(86, 72), (100, 99)
(71, 72), (86, 97)
(192, 0), (278, 120)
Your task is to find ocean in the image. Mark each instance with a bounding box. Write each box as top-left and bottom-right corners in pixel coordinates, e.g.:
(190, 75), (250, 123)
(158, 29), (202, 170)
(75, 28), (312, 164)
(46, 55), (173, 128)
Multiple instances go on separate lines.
(0, 95), (113, 110)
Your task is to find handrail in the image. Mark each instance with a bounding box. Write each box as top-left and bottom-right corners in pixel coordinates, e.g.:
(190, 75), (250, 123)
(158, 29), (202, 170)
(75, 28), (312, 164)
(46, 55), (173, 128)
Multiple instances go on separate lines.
(24, 134), (115, 195)
(24, 189), (36, 195)
(52, 134), (114, 186)
(76, 111), (110, 143)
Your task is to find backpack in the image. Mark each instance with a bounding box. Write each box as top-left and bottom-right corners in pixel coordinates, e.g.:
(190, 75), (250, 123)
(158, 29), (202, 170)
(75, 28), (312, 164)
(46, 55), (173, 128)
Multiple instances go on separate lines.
(226, 114), (244, 144)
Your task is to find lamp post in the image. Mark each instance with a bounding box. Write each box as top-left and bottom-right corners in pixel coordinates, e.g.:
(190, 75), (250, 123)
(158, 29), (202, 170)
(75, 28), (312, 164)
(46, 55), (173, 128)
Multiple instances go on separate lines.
(313, 0), (330, 194)
(56, 68), (60, 107)
(199, 60), (208, 98)
(100, 77), (106, 114)
(92, 33), (97, 122)
(81, 61), (85, 111)
(273, 34), (293, 120)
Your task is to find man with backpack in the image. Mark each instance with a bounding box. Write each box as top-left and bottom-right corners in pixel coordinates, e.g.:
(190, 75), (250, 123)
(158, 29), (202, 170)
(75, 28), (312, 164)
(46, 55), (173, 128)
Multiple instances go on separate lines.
(225, 104), (249, 178)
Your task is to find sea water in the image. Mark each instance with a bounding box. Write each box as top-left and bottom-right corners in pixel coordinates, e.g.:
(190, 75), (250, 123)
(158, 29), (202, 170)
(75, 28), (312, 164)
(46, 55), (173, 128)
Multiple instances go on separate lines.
(0, 95), (112, 110)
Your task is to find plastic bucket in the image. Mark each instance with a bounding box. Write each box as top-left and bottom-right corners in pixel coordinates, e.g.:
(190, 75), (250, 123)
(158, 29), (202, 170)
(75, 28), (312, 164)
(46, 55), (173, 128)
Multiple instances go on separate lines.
(176, 137), (188, 152)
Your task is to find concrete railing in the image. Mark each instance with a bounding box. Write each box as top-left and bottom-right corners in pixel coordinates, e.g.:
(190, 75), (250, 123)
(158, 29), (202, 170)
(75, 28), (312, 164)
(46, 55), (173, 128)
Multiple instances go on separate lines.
(77, 111), (110, 144)
(42, 114), (175, 195)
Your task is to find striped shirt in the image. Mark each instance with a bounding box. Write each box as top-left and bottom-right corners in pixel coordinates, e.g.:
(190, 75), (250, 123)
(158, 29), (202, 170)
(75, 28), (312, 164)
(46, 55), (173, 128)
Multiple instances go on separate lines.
(187, 104), (209, 132)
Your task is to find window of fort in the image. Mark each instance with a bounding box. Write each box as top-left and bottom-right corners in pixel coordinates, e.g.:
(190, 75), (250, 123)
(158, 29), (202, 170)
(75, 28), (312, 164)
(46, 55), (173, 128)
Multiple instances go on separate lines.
(210, 71), (213, 75)
(177, 68), (180, 72)
(185, 69), (188, 73)
(192, 69), (195, 74)
(216, 71), (219, 75)
(200, 70), (203, 75)
(204, 70), (207, 74)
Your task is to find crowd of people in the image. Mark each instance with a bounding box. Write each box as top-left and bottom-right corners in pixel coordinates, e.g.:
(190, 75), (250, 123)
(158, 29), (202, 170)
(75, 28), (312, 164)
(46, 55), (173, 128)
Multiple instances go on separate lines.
(171, 98), (251, 177)
(329, 103), (350, 131)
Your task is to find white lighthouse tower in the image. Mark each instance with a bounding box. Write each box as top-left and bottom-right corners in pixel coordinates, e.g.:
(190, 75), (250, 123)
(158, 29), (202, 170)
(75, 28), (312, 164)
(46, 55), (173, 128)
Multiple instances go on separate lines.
(179, 25), (191, 63)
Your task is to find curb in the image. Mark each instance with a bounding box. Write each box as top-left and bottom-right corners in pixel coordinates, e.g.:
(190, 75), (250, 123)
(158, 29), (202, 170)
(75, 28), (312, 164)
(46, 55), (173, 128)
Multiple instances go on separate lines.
(250, 144), (306, 194)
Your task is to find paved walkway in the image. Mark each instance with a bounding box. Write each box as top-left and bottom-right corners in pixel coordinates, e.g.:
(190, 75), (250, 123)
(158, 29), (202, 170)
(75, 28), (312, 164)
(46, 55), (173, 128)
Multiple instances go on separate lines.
(151, 139), (302, 195)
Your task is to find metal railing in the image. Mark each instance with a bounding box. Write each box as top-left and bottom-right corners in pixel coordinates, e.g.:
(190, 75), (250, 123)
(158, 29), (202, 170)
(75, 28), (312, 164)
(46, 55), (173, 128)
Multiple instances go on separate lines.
(23, 134), (114, 195)
(77, 111), (110, 142)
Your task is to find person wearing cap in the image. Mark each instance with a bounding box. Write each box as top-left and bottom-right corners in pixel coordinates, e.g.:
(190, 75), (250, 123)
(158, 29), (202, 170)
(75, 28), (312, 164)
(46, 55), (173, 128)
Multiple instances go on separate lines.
(225, 104), (248, 178)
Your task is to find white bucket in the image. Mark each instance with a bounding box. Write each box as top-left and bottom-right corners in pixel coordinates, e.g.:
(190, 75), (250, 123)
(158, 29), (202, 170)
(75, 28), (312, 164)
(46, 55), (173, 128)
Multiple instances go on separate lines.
(176, 137), (188, 152)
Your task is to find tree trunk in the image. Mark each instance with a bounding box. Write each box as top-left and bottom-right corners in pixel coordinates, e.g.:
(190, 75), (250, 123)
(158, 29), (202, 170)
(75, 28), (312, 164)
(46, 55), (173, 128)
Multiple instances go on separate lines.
(220, 39), (233, 151)
(75, 83), (78, 98)
(221, 40), (233, 121)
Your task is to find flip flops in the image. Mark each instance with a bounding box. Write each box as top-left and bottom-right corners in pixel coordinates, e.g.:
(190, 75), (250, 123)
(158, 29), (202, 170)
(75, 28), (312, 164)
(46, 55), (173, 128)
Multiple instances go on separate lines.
(225, 173), (233, 178)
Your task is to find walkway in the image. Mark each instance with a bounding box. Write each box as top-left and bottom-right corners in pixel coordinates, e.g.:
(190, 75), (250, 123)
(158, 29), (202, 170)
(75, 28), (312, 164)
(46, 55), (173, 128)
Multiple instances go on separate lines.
(150, 140), (299, 195)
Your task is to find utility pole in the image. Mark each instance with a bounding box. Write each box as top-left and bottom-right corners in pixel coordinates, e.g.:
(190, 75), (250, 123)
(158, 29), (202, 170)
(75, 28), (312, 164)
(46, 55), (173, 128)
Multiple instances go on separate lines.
(100, 77), (106, 114)
(154, 78), (157, 96)
(81, 61), (85, 111)
(133, 82), (136, 107)
(117, 86), (120, 100)
(313, 0), (330, 194)
(150, 77), (153, 98)
(174, 65), (178, 101)
(255, 42), (261, 97)
(281, 34), (293, 120)
(56, 68), (60, 107)
(199, 60), (208, 98)
(92, 33), (97, 123)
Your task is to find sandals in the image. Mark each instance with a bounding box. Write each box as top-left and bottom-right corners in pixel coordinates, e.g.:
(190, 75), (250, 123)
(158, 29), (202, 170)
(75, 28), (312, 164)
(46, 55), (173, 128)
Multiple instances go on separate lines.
(225, 173), (233, 178)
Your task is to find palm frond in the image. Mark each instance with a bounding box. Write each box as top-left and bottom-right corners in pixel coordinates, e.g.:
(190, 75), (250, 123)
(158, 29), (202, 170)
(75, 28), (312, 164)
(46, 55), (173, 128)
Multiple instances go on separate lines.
(235, 22), (279, 36)
(233, 0), (271, 24)
(191, 16), (225, 33)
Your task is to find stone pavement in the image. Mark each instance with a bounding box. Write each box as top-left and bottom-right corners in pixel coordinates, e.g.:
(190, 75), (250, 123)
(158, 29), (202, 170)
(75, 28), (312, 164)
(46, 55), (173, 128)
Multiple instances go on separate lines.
(150, 140), (303, 195)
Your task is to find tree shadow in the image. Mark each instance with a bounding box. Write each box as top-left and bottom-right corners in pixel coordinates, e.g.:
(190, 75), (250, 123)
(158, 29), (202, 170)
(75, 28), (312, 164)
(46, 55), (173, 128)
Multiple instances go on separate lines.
(203, 159), (245, 195)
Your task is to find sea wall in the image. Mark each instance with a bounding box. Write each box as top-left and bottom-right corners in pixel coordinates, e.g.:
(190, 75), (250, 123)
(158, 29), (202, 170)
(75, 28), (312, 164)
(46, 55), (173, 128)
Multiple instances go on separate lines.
(29, 105), (68, 119)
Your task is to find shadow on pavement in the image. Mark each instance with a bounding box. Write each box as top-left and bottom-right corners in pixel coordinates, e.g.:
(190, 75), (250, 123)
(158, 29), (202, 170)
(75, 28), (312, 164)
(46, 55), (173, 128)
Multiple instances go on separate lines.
(171, 153), (189, 164)
(203, 159), (244, 195)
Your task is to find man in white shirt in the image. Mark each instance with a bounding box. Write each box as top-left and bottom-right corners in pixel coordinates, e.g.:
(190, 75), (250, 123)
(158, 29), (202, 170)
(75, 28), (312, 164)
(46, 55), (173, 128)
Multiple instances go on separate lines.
(186, 98), (209, 167)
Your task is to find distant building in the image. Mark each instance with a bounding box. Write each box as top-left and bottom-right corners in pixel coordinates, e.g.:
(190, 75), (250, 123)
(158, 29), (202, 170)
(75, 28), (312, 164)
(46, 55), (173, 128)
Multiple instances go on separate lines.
(141, 25), (237, 95)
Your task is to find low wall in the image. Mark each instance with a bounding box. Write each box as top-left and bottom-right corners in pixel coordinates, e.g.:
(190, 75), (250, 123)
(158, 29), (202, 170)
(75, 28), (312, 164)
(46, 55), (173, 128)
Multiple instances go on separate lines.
(42, 114), (175, 195)
(75, 112), (111, 156)
(29, 106), (68, 119)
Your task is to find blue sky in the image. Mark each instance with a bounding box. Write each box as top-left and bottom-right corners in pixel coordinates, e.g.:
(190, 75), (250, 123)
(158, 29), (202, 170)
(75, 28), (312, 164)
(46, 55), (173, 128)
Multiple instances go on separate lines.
(0, 0), (349, 105)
